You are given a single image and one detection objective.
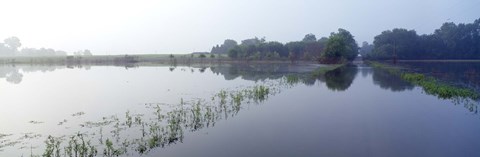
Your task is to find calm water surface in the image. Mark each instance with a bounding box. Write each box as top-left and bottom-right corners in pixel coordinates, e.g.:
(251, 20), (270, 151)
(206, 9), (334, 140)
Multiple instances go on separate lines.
(0, 63), (479, 157)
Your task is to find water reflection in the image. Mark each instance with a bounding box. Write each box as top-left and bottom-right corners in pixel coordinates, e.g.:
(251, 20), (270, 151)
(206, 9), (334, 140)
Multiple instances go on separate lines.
(0, 66), (23, 84)
(209, 64), (359, 91)
(3, 82), (280, 156)
(0, 65), (89, 84)
(371, 67), (414, 92)
(1, 63), (479, 157)
(319, 65), (358, 91)
(398, 62), (480, 92)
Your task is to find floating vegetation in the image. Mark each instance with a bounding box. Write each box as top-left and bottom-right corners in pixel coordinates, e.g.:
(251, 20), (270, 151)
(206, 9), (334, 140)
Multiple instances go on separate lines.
(0, 140), (21, 151)
(28, 121), (44, 124)
(18, 133), (42, 140)
(72, 112), (86, 117)
(58, 119), (68, 126)
(401, 73), (479, 100)
(0, 133), (12, 139)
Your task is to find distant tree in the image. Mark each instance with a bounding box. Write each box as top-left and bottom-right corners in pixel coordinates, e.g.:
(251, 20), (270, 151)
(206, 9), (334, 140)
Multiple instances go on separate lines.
(228, 46), (241, 58)
(211, 39), (238, 54)
(286, 41), (305, 60)
(199, 54), (206, 58)
(367, 18), (480, 60)
(241, 37), (265, 46)
(83, 49), (92, 56)
(359, 41), (373, 56)
(302, 33), (317, 42)
(370, 28), (419, 59)
(0, 43), (14, 56)
(4, 36), (21, 52)
(318, 37), (329, 43)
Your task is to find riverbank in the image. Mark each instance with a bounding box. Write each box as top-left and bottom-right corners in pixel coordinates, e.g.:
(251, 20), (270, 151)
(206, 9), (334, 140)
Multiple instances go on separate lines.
(0, 54), (320, 66)
(366, 59), (480, 63)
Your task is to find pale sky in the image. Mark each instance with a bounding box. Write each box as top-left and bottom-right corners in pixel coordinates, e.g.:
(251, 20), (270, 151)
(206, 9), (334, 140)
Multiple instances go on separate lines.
(0, 0), (478, 54)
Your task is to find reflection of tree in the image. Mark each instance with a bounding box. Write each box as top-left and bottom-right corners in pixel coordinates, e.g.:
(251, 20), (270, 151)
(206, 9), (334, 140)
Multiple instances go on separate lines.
(318, 65), (358, 91)
(0, 66), (23, 84)
(360, 66), (370, 78)
(0, 65), (73, 84)
(211, 64), (299, 81)
(209, 64), (362, 91)
(398, 62), (480, 93)
(372, 68), (414, 92)
(6, 70), (23, 84)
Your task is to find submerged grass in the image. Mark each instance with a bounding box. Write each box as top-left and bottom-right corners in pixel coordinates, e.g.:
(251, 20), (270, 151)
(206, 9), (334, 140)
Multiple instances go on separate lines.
(29, 75), (283, 157)
(367, 61), (480, 100)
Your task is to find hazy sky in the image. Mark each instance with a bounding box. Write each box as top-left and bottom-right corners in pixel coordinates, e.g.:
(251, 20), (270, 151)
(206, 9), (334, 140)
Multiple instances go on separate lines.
(0, 0), (479, 54)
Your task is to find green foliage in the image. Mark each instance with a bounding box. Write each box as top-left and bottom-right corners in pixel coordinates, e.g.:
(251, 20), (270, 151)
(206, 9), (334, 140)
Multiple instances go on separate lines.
(43, 136), (61, 157)
(367, 18), (480, 60)
(401, 73), (479, 100)
(368, 61), (479, 100)
(302, 34), (317, 42)
(44, 133), (97, 157)
(321, 28), (358, 63)
(219, 31), (358, 62)
(211, 39), (238, 54)
(252, 85), (269, 101)
(359, 41), (373, 56)
(324, 35), (345, 58)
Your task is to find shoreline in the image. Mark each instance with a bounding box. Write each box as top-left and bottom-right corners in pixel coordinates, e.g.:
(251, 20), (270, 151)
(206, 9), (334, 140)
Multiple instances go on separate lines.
(368, 59), (480, 63)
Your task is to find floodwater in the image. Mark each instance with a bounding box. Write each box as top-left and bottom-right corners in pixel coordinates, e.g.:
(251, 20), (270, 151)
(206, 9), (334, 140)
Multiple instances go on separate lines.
(0, 63), (479, 157)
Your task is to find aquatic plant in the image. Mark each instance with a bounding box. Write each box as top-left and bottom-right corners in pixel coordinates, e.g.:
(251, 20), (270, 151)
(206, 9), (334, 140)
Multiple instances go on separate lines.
(125, 111), (133, 128)
(72, 112), (85, 117)
(402, 73), (479, 100)
(22, 79), (289, 156)
(368, 61), (480, 103)
(252, 85), (269, 102)
(285, 75), (299, 85)
(43, 136), (61, 157)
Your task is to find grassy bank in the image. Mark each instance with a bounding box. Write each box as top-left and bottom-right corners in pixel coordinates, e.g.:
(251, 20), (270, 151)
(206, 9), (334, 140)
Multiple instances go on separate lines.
(0, 54), (318, 66)
(366, 61), (479, 100)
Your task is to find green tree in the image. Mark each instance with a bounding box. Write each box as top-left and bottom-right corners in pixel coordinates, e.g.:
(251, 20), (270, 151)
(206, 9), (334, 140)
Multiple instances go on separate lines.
(322, 28), (358, 62)
(324, 35), (345, 58)
(302, 33), (317, 42)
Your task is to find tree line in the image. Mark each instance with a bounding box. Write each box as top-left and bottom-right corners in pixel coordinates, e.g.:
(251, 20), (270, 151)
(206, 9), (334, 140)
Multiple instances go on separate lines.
(365, 18), (480, 60)
(0, 37), (91, 57)
(210, 28), (359, 63)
